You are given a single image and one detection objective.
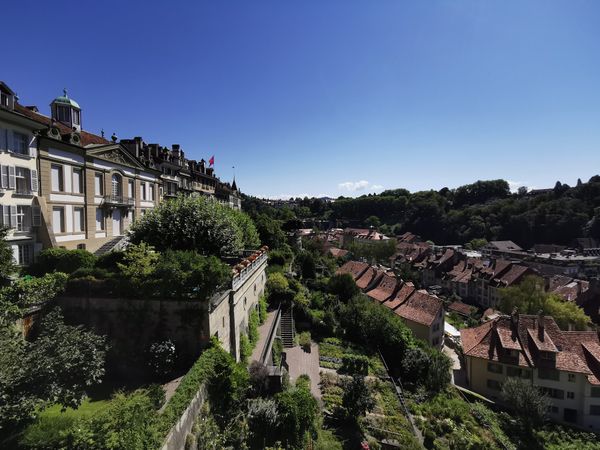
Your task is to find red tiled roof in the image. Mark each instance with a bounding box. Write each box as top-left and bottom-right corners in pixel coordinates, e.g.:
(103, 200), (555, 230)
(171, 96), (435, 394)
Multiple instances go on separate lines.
(355, 267), (382, 290)
(495, 264), (532, 286)
(395, 290), (443, 327)
(461, 315), (600, 380)
(329, 247), (349, 258)
(448, 301), (474, 317)
(365, 273), (398, 303)
(336, 261), (369, 280)
(382, 282), (415, 310)
(14, 104), (109, 147)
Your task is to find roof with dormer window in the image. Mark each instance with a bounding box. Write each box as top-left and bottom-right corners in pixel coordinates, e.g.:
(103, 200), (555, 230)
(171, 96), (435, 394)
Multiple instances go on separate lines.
(52, 89), (80, 109)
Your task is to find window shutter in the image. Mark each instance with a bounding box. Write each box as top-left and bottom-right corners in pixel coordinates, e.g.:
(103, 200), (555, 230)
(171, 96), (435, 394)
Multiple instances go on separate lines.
(2, 206), (9, 226)
(29, 136), (36, 157)
(0, 129), (5, 151)
(10, 205), (17, 228)
(32, 206), (41, 227)
(0, 165), (4, 188)
(8, 166), (15, 189)
(0, 205), (3, 226)
(30, 169), (38, 193)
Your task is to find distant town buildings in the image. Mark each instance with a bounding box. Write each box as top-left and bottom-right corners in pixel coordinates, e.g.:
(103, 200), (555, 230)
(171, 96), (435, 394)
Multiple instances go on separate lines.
(0, 81), (241, 259)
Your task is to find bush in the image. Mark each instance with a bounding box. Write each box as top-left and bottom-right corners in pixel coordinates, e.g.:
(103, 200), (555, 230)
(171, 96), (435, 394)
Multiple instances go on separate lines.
(249, 309), (260, 345)
(64, 390), (163, 450)
(340, 354), (369, 375)
(147, 340), (177, 379)
(95, 251), (125, 270)
(259, 295), (268, 323)
(36, 248), (96, 275)
(298, 331), (311, 351)
(240, 333), (252, 363)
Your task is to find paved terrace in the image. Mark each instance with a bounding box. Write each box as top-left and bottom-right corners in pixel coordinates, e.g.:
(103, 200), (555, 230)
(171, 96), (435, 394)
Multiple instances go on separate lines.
(250, 310), (278, 364)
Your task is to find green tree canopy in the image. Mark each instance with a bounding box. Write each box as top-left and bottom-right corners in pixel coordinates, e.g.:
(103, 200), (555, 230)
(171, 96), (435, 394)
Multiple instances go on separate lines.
(499, 276), (589, 330)
(0, 308), (107, 429)
(129, 195), (260, 256)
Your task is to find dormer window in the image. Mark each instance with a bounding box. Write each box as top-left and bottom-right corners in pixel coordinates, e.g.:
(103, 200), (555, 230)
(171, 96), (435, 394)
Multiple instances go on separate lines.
(50, 89), (81, 132)
(0, 82), (16, 110)
(56, 105), (71, 123)
(0, 91), (9, 107)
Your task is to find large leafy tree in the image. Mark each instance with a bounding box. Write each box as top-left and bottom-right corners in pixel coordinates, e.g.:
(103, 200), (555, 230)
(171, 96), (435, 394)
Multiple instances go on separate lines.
(501, 377), (549, 430)
(0, 308), (107, 429)
(129, 195), (260, 256)
(499, 276), (589, 330)
(342, 375), (375, 422)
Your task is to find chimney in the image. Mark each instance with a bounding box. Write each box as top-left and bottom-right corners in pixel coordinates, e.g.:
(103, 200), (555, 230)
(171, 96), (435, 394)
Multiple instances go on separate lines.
(538, 310), (545, 341)
(511, 307), (519, 328)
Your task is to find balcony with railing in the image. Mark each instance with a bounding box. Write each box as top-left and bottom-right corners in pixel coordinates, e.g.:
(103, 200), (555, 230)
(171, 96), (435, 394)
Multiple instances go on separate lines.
(102, 195), (135, 207)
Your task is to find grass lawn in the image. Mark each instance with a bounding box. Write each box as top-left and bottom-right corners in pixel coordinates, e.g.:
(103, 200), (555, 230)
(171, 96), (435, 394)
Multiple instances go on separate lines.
(19, 397), (111, 449)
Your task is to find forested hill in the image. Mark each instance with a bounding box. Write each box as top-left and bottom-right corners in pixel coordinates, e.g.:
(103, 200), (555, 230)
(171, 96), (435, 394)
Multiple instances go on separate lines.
(244, 177), (600, 249)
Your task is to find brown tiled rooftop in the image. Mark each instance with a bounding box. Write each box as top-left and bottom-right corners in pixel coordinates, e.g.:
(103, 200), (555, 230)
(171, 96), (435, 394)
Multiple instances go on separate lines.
(336, 261), (369, 280)
(395, 290), (443, 327)
(365, 273), (398, 303)
(382, 282), (415, 310)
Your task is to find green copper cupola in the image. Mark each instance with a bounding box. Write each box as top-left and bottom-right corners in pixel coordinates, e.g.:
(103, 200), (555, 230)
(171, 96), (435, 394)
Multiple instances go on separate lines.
(50, 88), (81, 131)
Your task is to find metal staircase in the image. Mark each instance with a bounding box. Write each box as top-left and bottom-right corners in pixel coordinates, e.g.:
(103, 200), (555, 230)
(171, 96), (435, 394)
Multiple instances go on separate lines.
(280, 306), (295, 348)
(94, 236), (129, 256)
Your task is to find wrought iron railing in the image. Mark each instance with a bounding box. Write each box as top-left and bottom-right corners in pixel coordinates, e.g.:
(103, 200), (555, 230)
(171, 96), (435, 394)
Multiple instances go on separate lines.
(103, 195), (135, 206)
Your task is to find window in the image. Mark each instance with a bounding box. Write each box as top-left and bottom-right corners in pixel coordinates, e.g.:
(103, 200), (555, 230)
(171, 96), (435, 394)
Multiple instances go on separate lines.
(591, 405), (600, 416)
(112, 174), (122, 197)
(591, 387), (600, 398)
(547, 405), (559, 414)
(540, 351), (556, 361)
(141, 182), (147, 200)
(15, 167), (31, 194)
(507, 366), (530, 379)
(487, 363), (503, 374)
(149, 184), (155, 201)
(51, 165), (64, 191)
(72, 168), (83, 194)
(94, 173), (103, 196)
(538, 368), (560, 381)
(0, 91), (9, 107)
(57, 105), (70, 123)
(433, 322), (440, 332)
(95, 209), (105, 231)
(77, 243), (86, 250)
(487, 379), (501, 391)
(73, 109), (80, 125)
(12, 132), (29, 155)
(52, 207), (65, 233)
(222, 317), (225, 327)
(74, 207), (84, 232)
(15, 205), (31, 232)
(568, 373), (576, 382)
(567, 392), (575, 400)
(16, 244), (32, 266)
(128, 179), (135, 198)
(540, 387), (564, 400)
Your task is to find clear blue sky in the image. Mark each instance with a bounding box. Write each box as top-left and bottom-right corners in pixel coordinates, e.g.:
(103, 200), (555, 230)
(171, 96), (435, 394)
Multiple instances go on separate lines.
(3, 1), (600, 198)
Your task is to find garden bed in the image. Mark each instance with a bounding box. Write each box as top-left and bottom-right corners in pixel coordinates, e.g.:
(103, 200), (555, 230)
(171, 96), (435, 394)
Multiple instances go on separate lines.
(318, 337), (387, 376)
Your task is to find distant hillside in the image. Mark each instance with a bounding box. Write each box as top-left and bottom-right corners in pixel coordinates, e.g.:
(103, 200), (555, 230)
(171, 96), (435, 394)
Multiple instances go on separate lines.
(244, 177), (600, 248)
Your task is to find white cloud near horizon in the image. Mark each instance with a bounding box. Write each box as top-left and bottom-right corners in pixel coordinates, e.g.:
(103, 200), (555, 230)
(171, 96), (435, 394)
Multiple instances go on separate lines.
(338, 180), (384, 193)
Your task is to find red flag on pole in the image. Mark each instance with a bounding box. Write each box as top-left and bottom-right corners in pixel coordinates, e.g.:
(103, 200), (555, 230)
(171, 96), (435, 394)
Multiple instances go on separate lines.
(209, 155), (215, 167)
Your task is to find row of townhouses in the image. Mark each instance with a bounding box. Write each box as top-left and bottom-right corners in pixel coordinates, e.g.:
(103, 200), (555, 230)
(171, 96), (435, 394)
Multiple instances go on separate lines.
(0, 81), (241, 263)
(336, 260), (445, 349)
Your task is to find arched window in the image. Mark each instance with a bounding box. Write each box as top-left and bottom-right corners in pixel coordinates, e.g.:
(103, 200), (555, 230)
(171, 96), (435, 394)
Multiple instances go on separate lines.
(112, 174), (122, 198)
